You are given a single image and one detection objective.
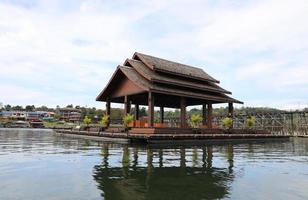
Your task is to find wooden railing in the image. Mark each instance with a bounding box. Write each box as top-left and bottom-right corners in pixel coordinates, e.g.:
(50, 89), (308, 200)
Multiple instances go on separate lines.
(108, 111), (308, 135)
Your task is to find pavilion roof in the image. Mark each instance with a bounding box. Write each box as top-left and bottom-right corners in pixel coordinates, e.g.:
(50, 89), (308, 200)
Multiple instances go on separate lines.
(96, 52), (243, 105)
(133, 52), (220, 83)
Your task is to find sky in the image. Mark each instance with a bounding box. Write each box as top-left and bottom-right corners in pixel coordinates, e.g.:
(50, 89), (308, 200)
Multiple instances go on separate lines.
(0, 0), (307, 110)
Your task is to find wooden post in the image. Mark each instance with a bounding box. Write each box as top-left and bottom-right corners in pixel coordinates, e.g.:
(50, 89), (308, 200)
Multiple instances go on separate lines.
(148, 92), (154, 127)
(135, 104), (139, 120)
(228, 103), (234, 118)
(202, 104), (207, 126)
(106, 99), (111, 128)
(160, 106), (164, 123)
(228, 102), (234, 128)
(207, 103), (213, 129)
(124, 95), (131, 115)
(180, 97), (187, 128)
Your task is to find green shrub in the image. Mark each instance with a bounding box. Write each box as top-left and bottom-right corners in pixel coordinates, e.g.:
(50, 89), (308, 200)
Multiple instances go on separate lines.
(190, 114), (203, 128)
(101, 114), (109, 127)
(83, 116), (92, 126)
(222, 117), (233, 129)
(246, 116), (256, 129)
(123, 114), (134, 128)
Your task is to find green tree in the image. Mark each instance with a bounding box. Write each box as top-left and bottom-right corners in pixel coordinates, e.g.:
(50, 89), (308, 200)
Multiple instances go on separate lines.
(25, 105), (35, 111)
(12, 105), (23, 111)
(4, 104), (11, 111)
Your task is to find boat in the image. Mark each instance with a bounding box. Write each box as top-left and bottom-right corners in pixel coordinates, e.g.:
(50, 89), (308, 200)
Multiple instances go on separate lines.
(29, 120), (45, 128)
(7, 121), (30, 128)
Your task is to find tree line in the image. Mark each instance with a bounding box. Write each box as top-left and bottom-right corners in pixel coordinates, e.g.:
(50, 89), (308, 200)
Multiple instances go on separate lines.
(2, 103), (302, 122)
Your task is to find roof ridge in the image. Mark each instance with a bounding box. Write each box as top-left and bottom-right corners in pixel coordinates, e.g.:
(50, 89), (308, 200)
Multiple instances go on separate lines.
(134, 52), (220, 83)
(136, 52), (202, 70)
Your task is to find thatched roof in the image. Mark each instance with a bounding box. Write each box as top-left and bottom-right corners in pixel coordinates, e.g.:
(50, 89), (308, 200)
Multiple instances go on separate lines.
(96, 52), (243, 106)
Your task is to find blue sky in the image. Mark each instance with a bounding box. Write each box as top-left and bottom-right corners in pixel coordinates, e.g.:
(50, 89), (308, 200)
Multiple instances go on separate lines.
(0, 0), (307, 110)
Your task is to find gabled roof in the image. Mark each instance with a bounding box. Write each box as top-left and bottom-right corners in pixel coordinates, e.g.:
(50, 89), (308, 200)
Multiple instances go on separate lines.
(125, 59), (231, 94)
(119, 66), (241, 104)
(133, 52), (219, 83)
(96, 52), (243, 105)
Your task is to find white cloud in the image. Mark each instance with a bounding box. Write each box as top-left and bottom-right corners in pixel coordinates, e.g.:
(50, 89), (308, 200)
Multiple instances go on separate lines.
(0, 0), (307, 109)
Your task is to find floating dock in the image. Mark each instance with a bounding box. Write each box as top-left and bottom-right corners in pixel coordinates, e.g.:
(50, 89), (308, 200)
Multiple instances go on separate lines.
(55, 128), (290, 144)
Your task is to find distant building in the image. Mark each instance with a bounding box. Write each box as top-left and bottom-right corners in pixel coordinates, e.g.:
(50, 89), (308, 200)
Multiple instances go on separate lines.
(56, 108), (81, 122)
(0, 111), (27, 120)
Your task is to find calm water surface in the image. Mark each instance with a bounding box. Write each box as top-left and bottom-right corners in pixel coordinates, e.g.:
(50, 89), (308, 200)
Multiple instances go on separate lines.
(1, 129), (308, 200)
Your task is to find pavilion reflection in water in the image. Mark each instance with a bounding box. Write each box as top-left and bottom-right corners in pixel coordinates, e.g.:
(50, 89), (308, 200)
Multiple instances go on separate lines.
(93, 144), (235, 200)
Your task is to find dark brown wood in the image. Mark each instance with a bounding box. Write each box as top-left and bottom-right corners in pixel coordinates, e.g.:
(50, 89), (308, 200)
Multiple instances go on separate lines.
(180, 97), (187, 128)
(135, 104), (139, 120)
(106, 99), (111, 127)
(228, 102), (234, 128)
(207, 103), (213, 128)
(160, 106), (164, 123)
(202, 104), (207, 125)
(124, 95), (131, 115)
(148, 92), (154, 127)
(228, 103), (234, 117)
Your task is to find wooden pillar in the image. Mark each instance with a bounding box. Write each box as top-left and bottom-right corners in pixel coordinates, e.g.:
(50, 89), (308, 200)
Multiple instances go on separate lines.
(228, 103), (234, 118)
(202, 104), (207, 125)
(148, 92), (154, 127)
(106, 99), (111, 127)
(135, 104), (139, 120)
(228, 103), (234, 128)
(207, 103), (213, 129)
(160, 106), (164, 123)
(180, 97), (187, 128)
(124, 95), (131, 115)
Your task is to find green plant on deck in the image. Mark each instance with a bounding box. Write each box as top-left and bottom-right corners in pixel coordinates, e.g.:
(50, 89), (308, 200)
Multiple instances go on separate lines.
(190, 114), (203, 128)
(83, 116), (92, 126)
(246, 116), (256, 129)
(222, 117), (233, 129)
(123, 114), (134, 128)
(101, 114), (109, 128)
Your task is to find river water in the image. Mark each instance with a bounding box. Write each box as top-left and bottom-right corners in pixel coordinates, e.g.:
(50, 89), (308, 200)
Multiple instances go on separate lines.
(0, 129), (308, 200)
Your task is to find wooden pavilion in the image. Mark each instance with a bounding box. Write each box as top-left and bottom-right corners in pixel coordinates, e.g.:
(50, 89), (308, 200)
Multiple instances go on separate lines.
(96, 52), (243, 134)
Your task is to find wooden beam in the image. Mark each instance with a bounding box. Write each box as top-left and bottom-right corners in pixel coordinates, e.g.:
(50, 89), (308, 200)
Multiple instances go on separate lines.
(180, 97), (187, 128)
(135, 104), (139, 120)
(207, 103), (213, 128)
(160, 106), (164, 123)
(148, 92), (154, 127)
(202, 104), (207, 125)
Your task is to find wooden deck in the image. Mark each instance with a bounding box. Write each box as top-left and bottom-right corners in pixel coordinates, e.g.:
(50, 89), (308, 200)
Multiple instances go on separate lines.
(55, 127), (290, 144)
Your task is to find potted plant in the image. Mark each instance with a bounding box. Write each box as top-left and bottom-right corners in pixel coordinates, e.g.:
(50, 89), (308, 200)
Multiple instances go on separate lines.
(190, 114), (202, 134)
(246, 116), (256, 129)
(222, 117), (233, 133)
(101, 114), (109, 131)
(123, 114), (134, 132)
(83, 116), (92, 131)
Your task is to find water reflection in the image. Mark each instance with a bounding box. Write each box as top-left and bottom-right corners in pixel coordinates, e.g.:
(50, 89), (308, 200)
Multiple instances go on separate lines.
(1, 129), (308, 200)
(93, 144), (235, 200)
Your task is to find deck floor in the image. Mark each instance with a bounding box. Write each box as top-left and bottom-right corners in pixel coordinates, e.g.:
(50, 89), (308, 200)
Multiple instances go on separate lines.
(55, 128), (290, 143)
